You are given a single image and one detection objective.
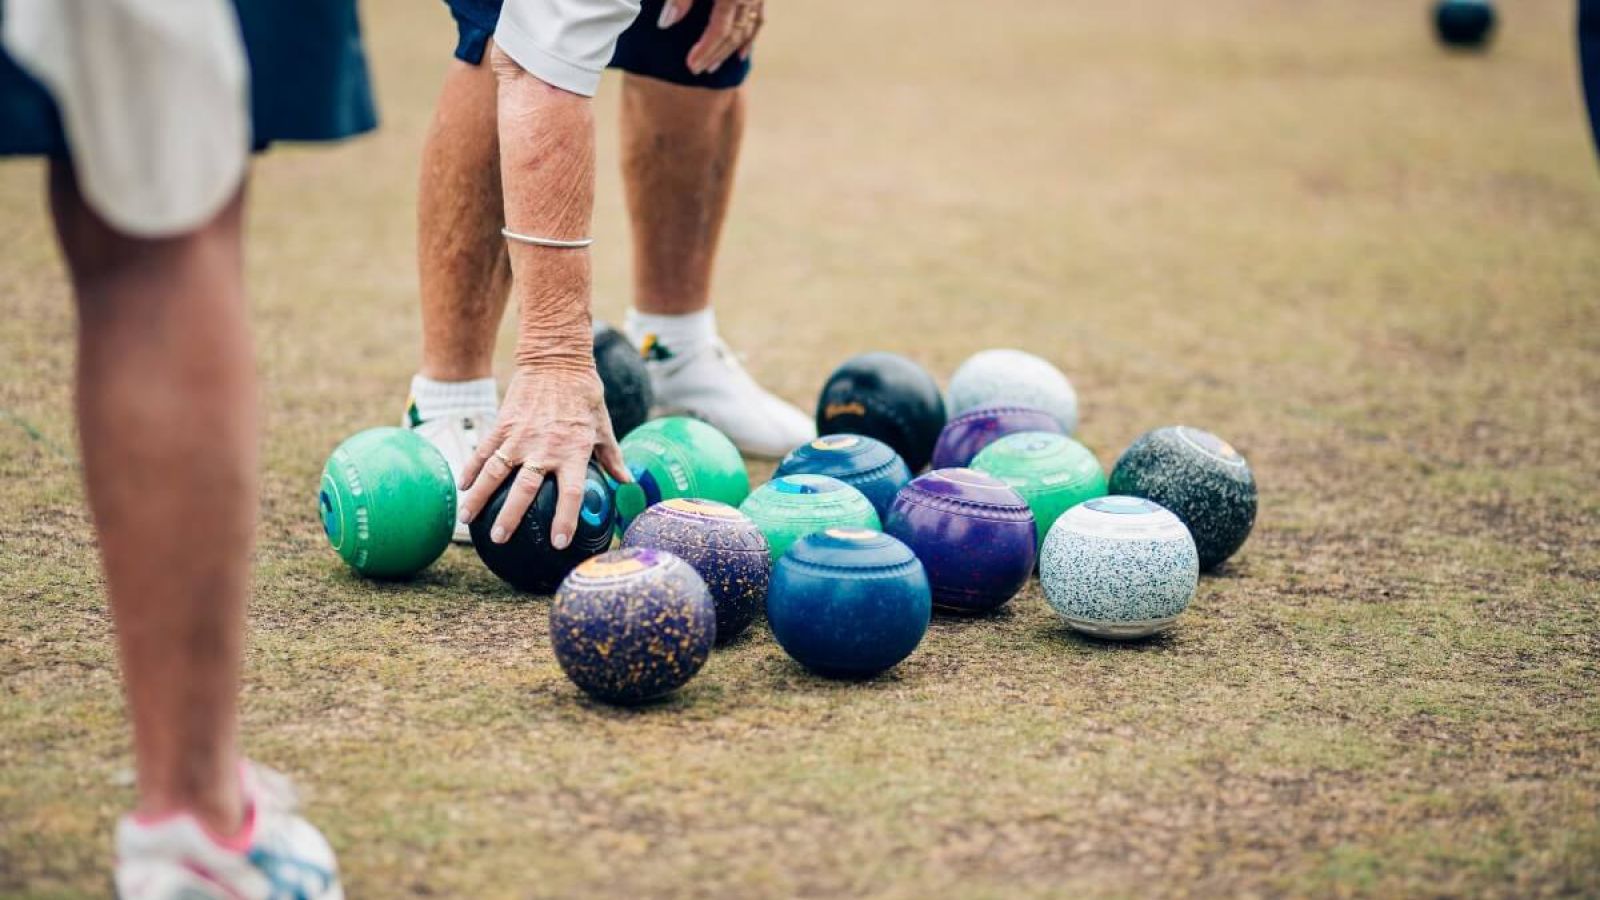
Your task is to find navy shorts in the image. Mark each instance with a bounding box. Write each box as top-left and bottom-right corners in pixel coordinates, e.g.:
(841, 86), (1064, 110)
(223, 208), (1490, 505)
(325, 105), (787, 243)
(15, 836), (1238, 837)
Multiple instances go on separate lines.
(1583, 0), (1600, 159)
(446, 0), (751, 90)
(0, 0), (378, 157)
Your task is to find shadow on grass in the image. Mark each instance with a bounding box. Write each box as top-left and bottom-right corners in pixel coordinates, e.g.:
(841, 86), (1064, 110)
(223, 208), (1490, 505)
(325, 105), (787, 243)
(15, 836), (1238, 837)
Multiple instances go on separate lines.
(724, 644), (926, 697)
(927, 604), (1018, 632)
(1201, 557), (1251, 581)
(313, 547), (560, 611)
(713, 623), (762, 650)
(322, 565), (540, 604)
(1029, 619), (1185, 654)
(557, 678), (728, 719)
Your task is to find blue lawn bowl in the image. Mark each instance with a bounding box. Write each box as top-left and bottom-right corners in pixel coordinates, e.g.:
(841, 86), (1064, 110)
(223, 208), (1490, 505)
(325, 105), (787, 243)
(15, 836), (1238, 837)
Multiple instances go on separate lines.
(773, 433), (913, 521)
(767, 528), (932, 678)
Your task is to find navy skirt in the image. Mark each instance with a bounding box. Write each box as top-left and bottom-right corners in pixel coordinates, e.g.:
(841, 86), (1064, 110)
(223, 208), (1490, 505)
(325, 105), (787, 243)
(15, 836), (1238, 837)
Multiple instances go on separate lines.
(446, 0), (751, 90)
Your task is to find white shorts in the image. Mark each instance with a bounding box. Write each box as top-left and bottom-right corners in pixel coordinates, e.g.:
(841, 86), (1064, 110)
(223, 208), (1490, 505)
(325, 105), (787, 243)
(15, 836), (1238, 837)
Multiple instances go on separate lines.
(494, 0), (643, 97)
(2, 0), (250, 237)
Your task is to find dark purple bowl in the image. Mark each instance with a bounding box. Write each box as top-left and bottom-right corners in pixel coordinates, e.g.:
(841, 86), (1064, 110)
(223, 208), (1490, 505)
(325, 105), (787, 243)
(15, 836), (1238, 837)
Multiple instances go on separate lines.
(930, 405), (1065, 470)
(884, 468), (1036, 613)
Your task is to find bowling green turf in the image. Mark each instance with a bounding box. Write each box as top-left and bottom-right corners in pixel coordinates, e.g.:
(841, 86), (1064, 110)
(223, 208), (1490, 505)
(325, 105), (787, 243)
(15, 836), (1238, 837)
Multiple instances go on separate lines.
(1, 1), (1596, 896)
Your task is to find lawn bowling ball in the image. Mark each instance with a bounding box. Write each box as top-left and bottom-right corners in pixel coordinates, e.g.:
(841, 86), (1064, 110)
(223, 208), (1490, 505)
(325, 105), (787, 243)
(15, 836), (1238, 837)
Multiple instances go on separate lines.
(615, 416), (749, 527)
(319, 427), (455, 579)
(621, 498), (769, 642)
(1039, 496), (1198, 640)
(738, 474), (880, 563)
(946, 349), (1079, 433)
(550, 547), (716, 704)
(815, 352), (946, 472)
(1108, 425), (1256, 571)
(768, 528), (931, 678)
(930, 405), (1065, 470)
(469, 460), (617, 593)
(971, 432), (1108, 554)
(773, 433), (912, 520)
(883, 468), (1036, 614)
(1435, 0), (1495, 49)
(592, 322), (653, 439)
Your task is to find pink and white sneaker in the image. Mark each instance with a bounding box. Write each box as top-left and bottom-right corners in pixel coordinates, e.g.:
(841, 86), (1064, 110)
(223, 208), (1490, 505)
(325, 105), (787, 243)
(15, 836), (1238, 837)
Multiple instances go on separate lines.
(113, 763), (342, 900)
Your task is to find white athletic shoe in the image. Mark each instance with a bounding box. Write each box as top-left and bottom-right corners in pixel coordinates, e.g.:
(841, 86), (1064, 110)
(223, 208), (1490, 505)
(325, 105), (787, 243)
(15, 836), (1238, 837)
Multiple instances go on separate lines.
(643, 336), (815, 459)
(113, 763), (342, 900)
(405, 403), (498, 543)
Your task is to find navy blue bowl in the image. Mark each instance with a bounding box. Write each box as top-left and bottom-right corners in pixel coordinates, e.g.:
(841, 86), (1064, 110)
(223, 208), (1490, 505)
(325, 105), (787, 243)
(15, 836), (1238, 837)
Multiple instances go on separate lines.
(774, 433), (913, 521)
(768, 528), (931, 678)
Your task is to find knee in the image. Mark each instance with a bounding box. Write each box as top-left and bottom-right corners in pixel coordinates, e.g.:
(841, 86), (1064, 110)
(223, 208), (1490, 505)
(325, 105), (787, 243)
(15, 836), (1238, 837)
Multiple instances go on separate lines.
(49, 162), (243, 301)
(57, 215), (243, 325)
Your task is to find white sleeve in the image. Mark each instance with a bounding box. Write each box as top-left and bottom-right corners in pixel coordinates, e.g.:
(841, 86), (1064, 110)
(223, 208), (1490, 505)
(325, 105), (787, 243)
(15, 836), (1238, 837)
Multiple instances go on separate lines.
(1, 0), (249, 238)
(494, 0), (642, 97)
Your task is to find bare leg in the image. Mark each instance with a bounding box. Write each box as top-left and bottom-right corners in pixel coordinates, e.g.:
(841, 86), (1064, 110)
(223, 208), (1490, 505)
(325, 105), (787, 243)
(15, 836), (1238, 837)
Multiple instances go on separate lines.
(49, 162), (252, 836)
(620, 75), (745, 315)
(616, 74), (812, 458)
(418, 47), (512, 381)
(417, 66), (746, 363)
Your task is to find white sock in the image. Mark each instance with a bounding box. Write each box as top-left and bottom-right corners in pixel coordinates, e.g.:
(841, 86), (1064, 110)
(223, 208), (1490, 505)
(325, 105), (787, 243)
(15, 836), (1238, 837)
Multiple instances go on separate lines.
(624, 308), (716, 362)
(407, 374), (498, 422)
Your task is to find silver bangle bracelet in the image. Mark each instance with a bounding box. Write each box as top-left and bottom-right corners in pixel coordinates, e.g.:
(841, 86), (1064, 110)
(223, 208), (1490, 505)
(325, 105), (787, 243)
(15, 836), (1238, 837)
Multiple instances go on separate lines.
(501, 227), (594, 249)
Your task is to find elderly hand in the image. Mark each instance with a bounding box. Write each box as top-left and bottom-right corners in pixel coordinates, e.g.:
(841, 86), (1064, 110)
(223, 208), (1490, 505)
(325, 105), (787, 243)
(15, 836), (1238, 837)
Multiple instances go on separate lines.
(658, 0), (765, 74)
(457, 361), (629, 548)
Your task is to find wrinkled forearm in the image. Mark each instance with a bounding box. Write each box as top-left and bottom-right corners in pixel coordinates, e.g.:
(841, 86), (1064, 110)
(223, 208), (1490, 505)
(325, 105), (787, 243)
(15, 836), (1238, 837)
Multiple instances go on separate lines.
(493, 49), (595, 372)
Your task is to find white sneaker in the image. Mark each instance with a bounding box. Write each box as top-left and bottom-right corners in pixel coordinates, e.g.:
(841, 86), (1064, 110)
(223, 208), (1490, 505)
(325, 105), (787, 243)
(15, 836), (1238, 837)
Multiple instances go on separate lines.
(114, 763), (342, 900)
(641, 336), (815, 459)
(405, 403), (498, 543)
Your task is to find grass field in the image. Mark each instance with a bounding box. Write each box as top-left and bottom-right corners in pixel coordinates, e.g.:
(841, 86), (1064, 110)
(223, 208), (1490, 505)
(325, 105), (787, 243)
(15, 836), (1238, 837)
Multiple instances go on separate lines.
(3, 1), (1599, 896)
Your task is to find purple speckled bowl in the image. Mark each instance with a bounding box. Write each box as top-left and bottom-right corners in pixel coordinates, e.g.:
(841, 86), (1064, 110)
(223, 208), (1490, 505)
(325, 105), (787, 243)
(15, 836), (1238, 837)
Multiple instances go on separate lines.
(930, 405), (1065, 470)
(620, 497), (769, 642)
(884, 468), (1037, 614)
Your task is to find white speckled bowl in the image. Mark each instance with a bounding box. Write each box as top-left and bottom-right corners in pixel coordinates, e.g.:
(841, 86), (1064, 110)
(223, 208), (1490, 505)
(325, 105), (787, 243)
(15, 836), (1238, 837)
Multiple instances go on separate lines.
(1040, 496), (1199, 639)
(946, 349), (1079, 434)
